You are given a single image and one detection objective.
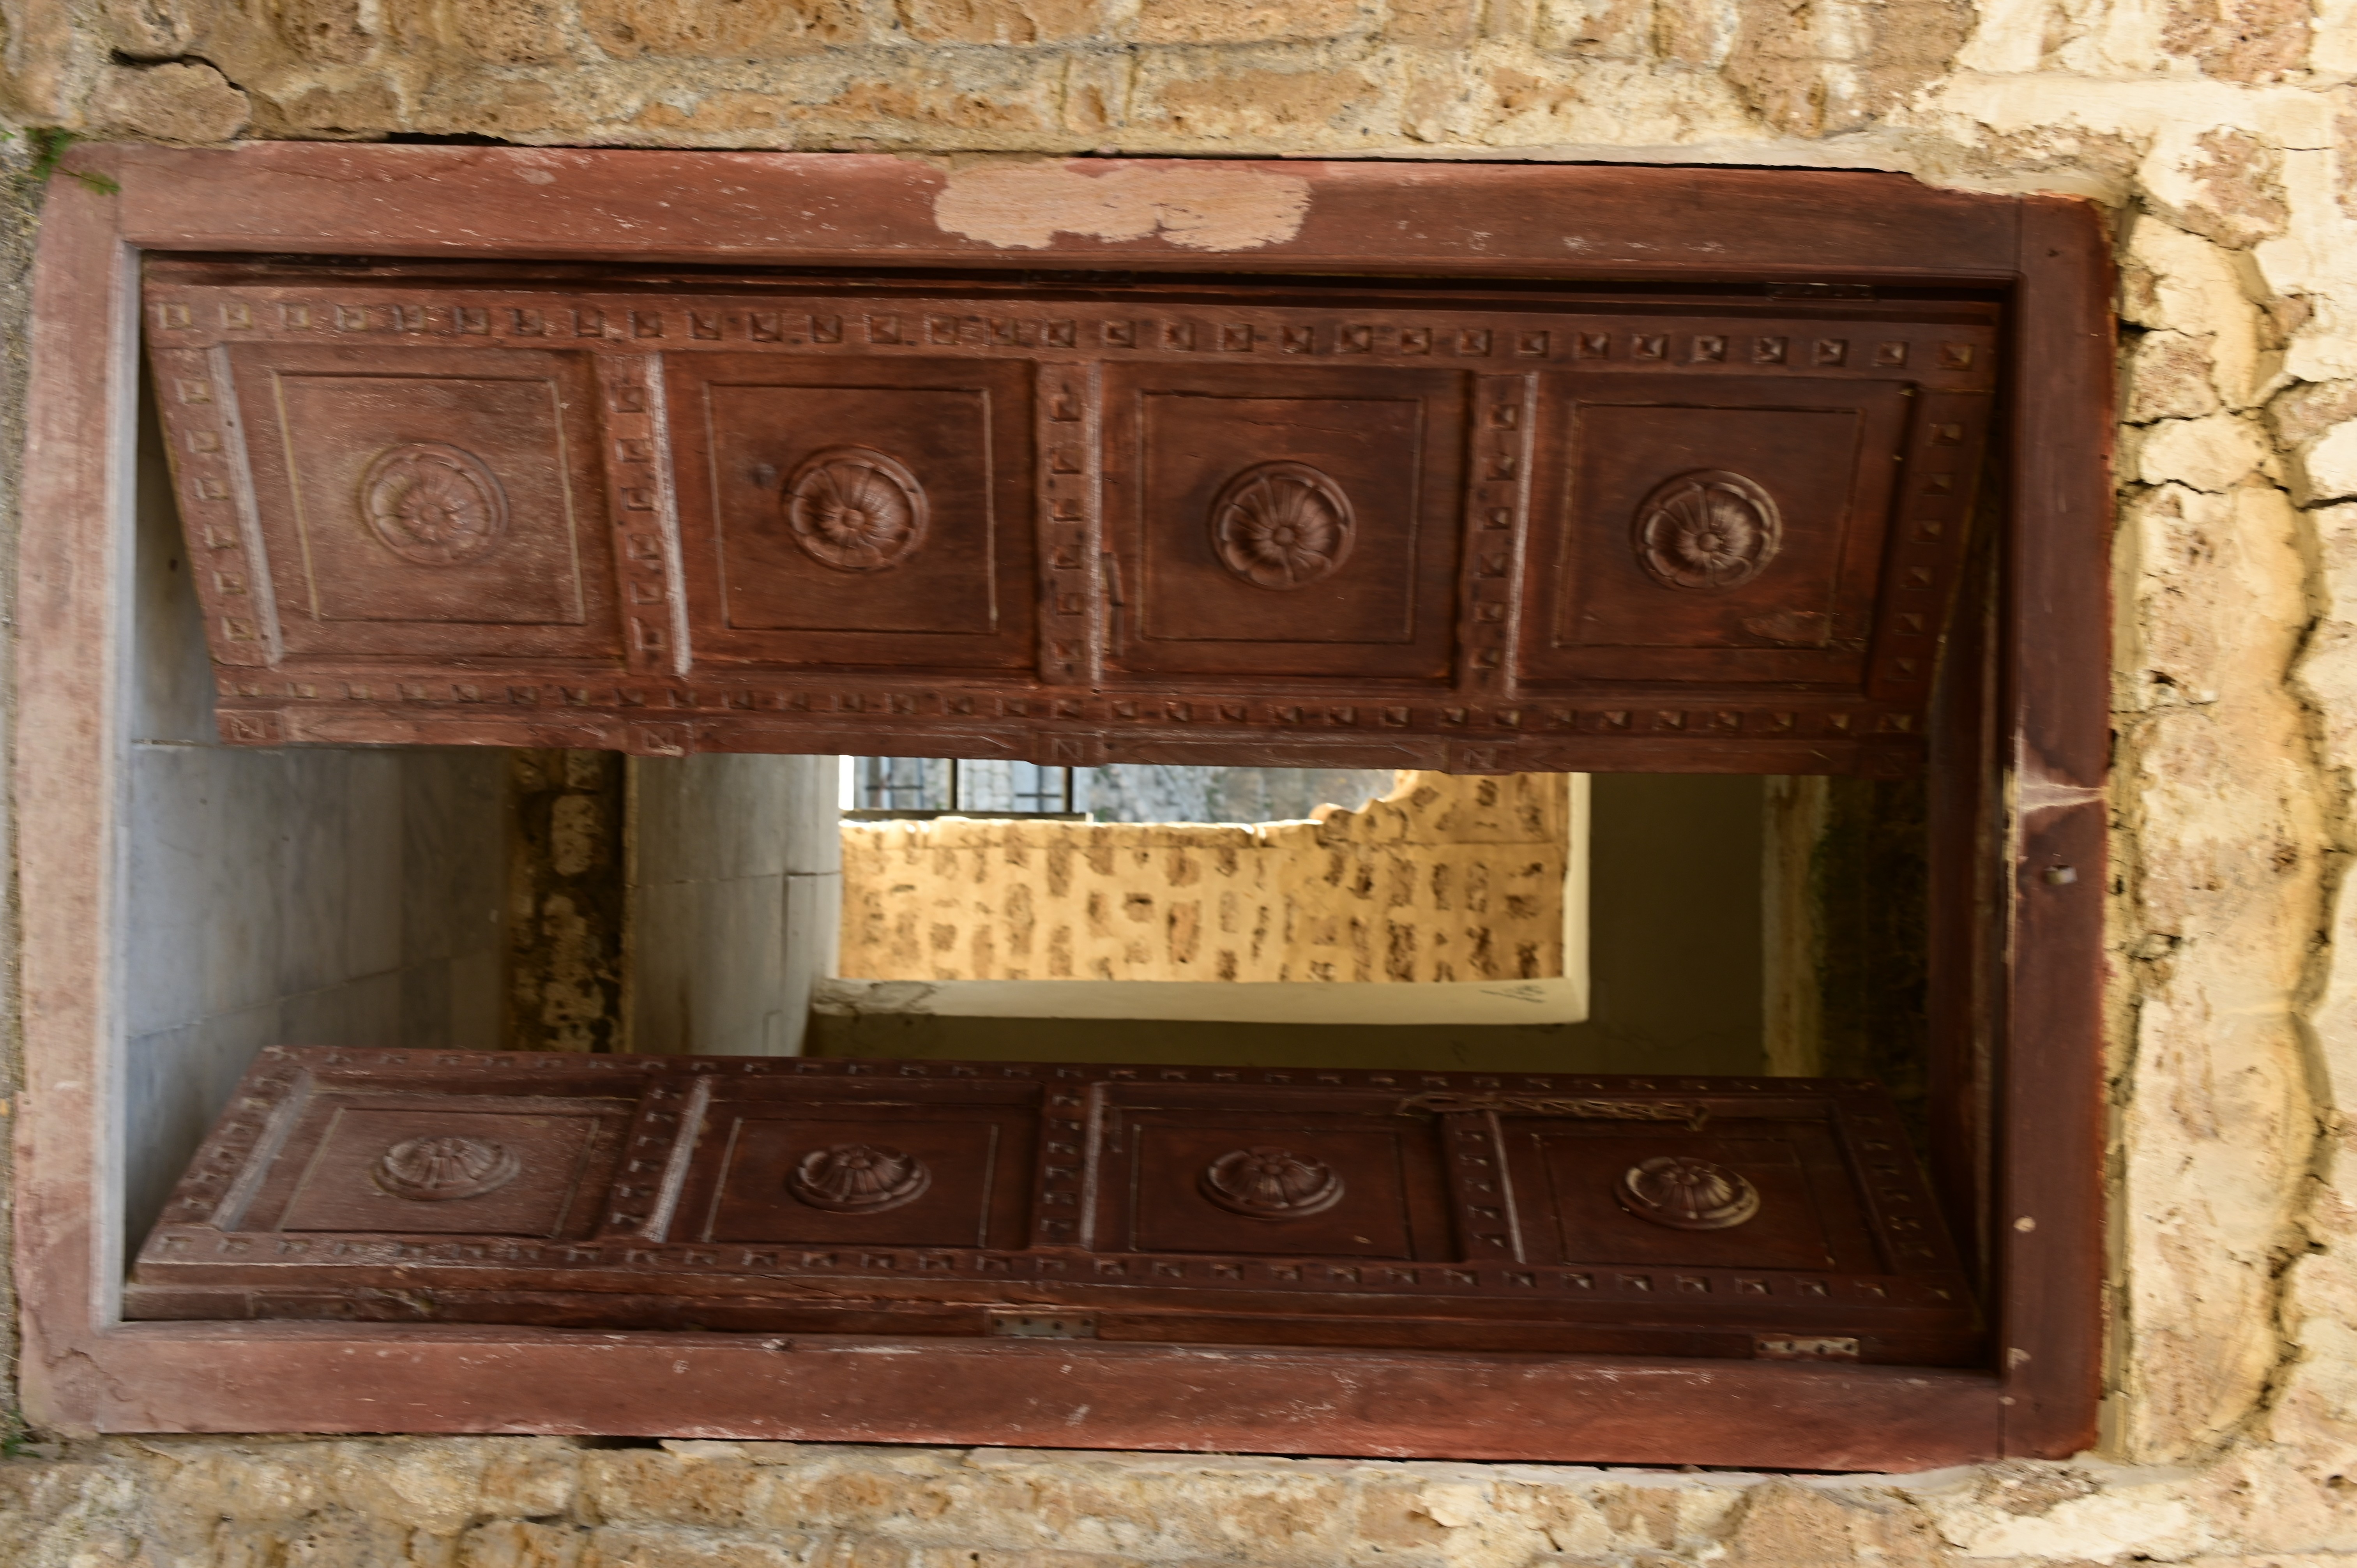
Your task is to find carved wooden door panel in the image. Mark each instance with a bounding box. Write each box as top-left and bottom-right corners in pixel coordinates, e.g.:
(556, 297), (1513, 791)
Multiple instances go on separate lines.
(132, 1050), (1979, 1365)
(668, 353), (1040, 678)
(1523, 374), (1927, 693)
(1099, 361), (1466, 685)
(145, 264), (1998, 773)
(206, 341), (621, 667)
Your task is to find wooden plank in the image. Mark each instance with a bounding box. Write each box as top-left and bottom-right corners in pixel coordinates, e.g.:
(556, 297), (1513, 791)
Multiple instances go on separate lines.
(1997, 195), (2115, 1459)
(109, 145), (2021, 280)
(73, 1321), (2005, 1470)
(11, 150), (133, 1423)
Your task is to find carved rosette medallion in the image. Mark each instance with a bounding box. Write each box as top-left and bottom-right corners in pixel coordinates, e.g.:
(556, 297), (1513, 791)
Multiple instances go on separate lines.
(1201, 1146), (1346, 1218)
(788, 1143), (931, 1212)
(371, 1135), (521, 1202)
(1210, 461), (1355, 590)
(782, 447), (929, 572)
(1618, 1155), (1761, 1231)
(1633, 469), (1782, 590)
(359, 443), (510, 566)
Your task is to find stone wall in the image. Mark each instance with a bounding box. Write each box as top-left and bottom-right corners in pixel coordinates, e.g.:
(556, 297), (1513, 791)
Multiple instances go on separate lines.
(7, 0), (2357, 1560)
(5, 1435), (2354, 1566)
(837, 771), (1569, 983)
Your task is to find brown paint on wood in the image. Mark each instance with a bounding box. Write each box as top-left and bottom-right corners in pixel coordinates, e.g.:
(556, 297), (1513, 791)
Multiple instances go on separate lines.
(55, 1319), (2005, 1468)
(1994, 196), (2114, 1460)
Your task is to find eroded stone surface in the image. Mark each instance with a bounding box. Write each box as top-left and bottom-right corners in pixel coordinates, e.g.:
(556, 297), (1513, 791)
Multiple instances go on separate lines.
(19, 1439), (2357, 1566)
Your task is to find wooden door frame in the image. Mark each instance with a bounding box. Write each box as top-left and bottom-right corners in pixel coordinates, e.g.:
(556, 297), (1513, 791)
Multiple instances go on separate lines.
(11, 144), (2110, 1466)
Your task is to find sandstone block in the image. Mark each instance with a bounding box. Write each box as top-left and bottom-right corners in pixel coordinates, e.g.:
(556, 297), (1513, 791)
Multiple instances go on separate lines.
(582, 1524), (809, 1566)
(1131, 0), (1375, 44)
(1141, 64), (1376, 150)
(2133, 413), (2274, 491)
(2122, 216), (2268, 411)
(1724, 0), (1973, 136)
(902, 0), (1106, 44)
(2149, 126), (2292, 250)
(2299, 418), (2357, 503)
(1385, 0), (1482, 45)
(81, 60), (249, 144)
(787, 76), (1054, 140)
(1727, 1482), (1944, 1568)
(2163, 0), (2313, 80)
(583, 1451), (763, 1527)
(392, 0), (571, 69)
(251, 76), (403, 138)
(95, 0), (196, 59)
(2129, 330), (2228, 423)
(1932, 1477), (2210, 1558)
(582, 0), (867, 57)
(462, 1518), (587, 1568)
(410, 77), (592, 138)
(2270, 381), (2357, 448)
(267, 0), (376, 69)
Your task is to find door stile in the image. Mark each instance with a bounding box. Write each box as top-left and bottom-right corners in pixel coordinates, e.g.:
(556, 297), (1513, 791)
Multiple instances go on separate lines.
(597, 352), (689, 678)
(1037, 359), (1105, 691)
(1455, 371), (1539, 741)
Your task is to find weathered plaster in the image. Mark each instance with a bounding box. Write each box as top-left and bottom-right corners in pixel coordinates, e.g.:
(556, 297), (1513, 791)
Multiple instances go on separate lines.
(931, 161), (1311, 250)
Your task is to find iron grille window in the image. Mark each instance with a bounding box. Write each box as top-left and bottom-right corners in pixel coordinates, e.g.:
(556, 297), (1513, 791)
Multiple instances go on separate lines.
(843, 758), (1081, 819)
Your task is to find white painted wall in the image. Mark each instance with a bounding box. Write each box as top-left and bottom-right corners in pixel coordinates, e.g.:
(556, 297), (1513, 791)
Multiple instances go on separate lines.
(625, 752), (839, 1056)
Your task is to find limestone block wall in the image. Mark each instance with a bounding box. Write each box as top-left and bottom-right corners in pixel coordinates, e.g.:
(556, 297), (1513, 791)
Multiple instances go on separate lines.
(8, 1436), (2355, 1568)
(837, 771), (1569, 983)
(9, 0), (2357, 1557)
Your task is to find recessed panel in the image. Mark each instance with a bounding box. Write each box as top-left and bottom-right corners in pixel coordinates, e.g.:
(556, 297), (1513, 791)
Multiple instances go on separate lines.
(672, 355), (1037, 673)
(136, 1051), (1979, 1363)
(1522, 375), (1911, 689)
(274, 373), (588, 627)
(276, 1105), (609, 1237)
(1125, 1121), (1421, 1257)
(701, 1112), (1005, 1248)
(1104, 365), (1465, 682)
(221, 343), (619, 664)
(712, 385), (995, 634)
(1524, 1130), (1859, 1271)
(1562, 405), (1858, 649)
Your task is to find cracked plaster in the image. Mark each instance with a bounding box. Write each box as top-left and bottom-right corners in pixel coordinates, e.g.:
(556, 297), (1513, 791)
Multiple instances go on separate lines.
(5, 0), (2357, 1561)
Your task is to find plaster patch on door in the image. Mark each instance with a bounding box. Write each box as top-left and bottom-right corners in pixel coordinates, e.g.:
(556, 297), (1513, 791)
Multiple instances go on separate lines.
(933, 163), (1311, 251)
